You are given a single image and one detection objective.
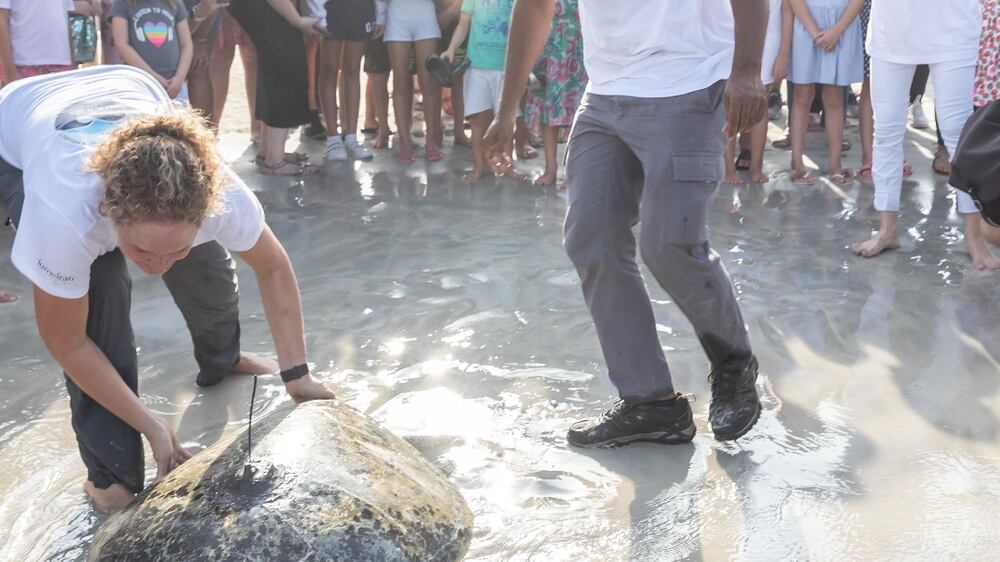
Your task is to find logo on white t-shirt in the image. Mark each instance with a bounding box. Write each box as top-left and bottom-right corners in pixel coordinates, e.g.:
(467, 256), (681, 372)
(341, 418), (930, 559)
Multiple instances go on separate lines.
(55, 100), (151, 147)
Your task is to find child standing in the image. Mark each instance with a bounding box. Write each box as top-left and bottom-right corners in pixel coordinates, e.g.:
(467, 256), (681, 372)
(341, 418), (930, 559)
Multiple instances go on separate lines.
(787, 0), (864, 185)
(0, 0), (78, 86)
(442, 0), (516, 182)
(111, 0), (193, 100)
(724, 0), (792, 185)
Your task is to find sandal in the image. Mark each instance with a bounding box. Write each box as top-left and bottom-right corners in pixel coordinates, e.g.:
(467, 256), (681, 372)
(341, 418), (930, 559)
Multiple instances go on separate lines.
(932, 146), (950, 175)
(828, 168), (855, 186)
(517, 145), (538, 160)
(425, 147), (443, 162)
(734, 148), (751, 171)
(772, 135), (791, 150)
(790, 169), (815, 185)
(258, 160), (319, 176)
(903, 160), (913, 177)
(841, 139), (852, 152)
(395, 151), (415, 164)
(858, 163), (872, 179)
(254, 153), (309, 166)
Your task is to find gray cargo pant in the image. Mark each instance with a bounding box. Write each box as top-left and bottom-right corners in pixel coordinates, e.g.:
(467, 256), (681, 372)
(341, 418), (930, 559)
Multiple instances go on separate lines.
(564, 80), (753, 404)
(0, 155), (241, 493)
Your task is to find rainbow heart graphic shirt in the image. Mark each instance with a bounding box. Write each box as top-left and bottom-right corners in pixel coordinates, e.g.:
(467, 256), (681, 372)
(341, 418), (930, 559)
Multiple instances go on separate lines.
(110, 0), (190, 79)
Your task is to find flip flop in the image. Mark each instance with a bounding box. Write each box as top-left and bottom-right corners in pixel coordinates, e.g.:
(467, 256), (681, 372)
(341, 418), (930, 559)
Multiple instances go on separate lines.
(828, 168), (855, 186)
(772, 136), (791, 150)
(425, 54), (470, 88)
(791, 169), (815, 185)
(395, 151), (415, 164)
(254, 153), (309, 166)
(858, 163), (872, 179)
(425, 147), (443, 162)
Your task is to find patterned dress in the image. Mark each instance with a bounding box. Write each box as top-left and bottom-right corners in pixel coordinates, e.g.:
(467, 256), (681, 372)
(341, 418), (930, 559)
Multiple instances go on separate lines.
(974, 0), (1000, 106)
(526, 0), (587, 128)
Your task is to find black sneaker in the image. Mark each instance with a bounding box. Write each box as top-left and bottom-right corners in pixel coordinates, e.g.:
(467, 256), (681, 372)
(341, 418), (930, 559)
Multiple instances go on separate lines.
(708, 355), (761, 441)
(300, 113), (327, 141)
(566, 394), (696, 448)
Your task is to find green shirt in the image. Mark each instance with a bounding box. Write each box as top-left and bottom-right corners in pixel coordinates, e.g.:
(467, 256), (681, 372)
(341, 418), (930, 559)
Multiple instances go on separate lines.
(461, 0), (514, 71)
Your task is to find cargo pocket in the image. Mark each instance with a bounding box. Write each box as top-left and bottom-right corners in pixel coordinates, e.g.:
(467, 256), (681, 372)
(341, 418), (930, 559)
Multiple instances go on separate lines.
(672, 152), (724, 184)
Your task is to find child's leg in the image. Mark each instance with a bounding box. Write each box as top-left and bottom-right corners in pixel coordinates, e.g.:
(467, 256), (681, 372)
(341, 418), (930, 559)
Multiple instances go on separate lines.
(749, 116), (769, 183)
(364, 77), (378, 130)
(724, 136), (740, 184)
(210, 43), (237, 123)
(239, 42), (260, 138)
(388, 41), (415, 157)
(452, 74), (470, 147)
(371, 72), (391, 148)
(534, 124), (559, 186)
(319, 39), (344, 138)
(822, 84), (846, 176)
(790, 82), (815, 180)
(414, 38), (443, 154)
(466, 110), (493, 182)
(339, 40), (366, 137)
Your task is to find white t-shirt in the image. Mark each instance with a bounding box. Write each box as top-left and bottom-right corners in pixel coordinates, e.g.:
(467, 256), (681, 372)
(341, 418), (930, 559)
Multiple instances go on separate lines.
(0, 0), (75, 67)
(0, 66), (266, 299)
(866, 0), (982, 65)
(579, 0), (735, 98)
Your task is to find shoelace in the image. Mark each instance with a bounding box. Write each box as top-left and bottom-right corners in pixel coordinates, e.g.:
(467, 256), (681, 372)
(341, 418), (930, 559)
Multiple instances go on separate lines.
(709, 366), (738, 401)
(600, 400), (633, 422)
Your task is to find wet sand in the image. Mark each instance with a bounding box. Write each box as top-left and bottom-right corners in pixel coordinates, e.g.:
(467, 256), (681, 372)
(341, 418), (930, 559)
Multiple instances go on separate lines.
(2, 60), (1000, 561)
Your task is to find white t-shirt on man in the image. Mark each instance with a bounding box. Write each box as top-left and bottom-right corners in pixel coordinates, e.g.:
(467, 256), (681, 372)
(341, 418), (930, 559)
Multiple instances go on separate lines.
(579, 0), (735, 98)
(866, 0), (982, 65)
(0, 0), (75, 66)
(0, 66), (265, 299)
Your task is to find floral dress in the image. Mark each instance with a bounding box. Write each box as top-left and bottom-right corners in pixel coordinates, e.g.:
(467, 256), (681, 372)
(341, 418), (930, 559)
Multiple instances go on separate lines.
(974, 0), (1000, 106)
(526, 0), (587, 128)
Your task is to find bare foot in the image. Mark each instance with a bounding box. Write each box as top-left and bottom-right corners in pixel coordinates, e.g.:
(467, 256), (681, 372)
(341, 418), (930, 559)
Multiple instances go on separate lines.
(231, 352), (279, 375)
(84, 481), (135, 513)
(453, 132), (471, 148)
(373, 130), (390, 149)
(723, 170), (743, 185)
(516, 145), (538, 160)
(534, 170), (557, 186)
(0, 288), (16, 303)
(967, 234), (1000, 270)
(851, 231), (901, 258)
(285, 374), (337, 403)
(464, 168), (486, 183)
(749, 170), (769, 183)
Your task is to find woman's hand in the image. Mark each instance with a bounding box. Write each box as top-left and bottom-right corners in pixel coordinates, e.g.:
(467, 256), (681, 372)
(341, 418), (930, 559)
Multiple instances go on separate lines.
(372, 24), (384, 40)
(166, 76), (184, 98)
(772, 53), (789, 84)
(145, 417), (192, 481)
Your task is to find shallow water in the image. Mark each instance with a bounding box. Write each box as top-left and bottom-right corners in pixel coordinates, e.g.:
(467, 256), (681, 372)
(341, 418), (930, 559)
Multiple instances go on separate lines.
(3, 80), (1000, 561)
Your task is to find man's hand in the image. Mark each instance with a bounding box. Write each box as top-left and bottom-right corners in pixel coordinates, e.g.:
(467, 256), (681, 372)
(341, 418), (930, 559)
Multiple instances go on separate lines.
(145, 417), (192, 481)
(723, 70), (767, 137)
(482, 116), (517, 175)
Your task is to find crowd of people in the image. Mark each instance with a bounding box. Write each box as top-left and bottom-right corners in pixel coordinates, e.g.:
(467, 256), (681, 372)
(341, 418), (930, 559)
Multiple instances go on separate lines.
(0, 0), (999, 517)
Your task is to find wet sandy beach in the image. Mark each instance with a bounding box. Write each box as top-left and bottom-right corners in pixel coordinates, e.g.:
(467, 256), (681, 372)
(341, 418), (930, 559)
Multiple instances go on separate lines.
(2, 62), (1000, 561)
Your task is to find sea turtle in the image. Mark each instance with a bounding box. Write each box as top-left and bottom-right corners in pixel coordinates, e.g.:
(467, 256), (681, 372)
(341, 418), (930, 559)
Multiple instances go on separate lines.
(88, 400), (473, 561)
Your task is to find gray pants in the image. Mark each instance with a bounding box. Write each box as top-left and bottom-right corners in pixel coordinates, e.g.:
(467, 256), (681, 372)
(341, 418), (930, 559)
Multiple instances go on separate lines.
(564, 81), (753, 404)
(0, 155), (241, 493)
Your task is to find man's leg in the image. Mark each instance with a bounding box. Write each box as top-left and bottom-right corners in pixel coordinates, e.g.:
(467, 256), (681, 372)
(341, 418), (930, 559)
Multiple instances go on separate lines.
(161, 242), (245, 387)
(562, 94), (696, 448)
(622, 82), (758, 440)
(563, 94), (674, 404)
(852, 57), (914, 257)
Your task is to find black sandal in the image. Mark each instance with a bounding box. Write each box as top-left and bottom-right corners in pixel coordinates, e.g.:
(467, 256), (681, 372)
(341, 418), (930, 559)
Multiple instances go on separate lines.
(735, 148), (751, 171)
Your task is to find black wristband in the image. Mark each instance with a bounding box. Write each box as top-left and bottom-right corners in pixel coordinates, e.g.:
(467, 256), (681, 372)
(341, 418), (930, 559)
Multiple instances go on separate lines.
(280, 363), (309, 383)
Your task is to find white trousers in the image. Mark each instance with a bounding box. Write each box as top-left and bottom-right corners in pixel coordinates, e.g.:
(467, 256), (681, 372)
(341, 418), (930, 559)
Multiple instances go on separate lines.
(870, 57), (977, 214)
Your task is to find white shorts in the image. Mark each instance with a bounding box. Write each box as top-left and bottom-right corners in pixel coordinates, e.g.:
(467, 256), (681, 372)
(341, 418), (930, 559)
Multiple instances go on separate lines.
(384, 0), (440, 42)
(463, 68), (521, 118)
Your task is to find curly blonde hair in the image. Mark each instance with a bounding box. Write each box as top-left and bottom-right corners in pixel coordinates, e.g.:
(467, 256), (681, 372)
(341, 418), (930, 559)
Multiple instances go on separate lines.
(88, 111), (224, 226)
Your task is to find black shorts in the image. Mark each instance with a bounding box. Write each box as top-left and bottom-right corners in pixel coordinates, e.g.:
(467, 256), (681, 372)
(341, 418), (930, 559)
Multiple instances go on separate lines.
(364, 36), (390, 74)
(325, 0), (376, 42)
